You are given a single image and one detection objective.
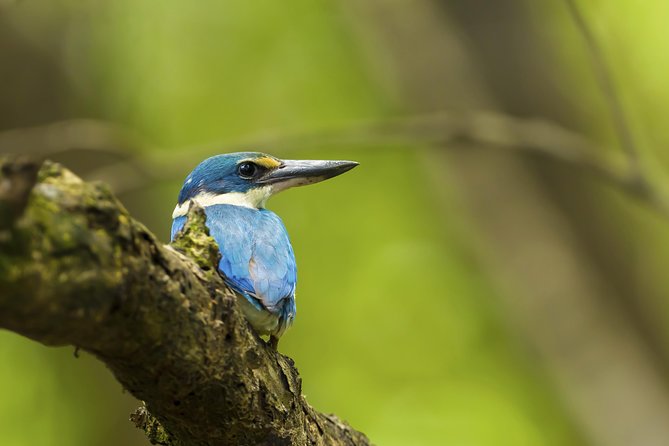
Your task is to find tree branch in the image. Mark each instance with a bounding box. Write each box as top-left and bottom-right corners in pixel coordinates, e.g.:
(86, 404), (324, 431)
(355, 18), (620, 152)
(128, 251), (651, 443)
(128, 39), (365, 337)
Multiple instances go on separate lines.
(564, 0), (641, 173)
(2, 111), (668, 219)
(0, 157), (371, 446)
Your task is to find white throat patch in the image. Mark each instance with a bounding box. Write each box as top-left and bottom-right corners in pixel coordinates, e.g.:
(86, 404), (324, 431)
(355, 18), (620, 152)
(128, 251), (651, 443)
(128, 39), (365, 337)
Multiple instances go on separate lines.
(172, 187), (273, 218)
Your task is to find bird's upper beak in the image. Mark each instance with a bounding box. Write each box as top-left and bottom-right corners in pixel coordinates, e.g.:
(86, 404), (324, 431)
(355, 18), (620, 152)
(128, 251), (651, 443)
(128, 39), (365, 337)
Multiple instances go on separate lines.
(257, 159), (358, 190)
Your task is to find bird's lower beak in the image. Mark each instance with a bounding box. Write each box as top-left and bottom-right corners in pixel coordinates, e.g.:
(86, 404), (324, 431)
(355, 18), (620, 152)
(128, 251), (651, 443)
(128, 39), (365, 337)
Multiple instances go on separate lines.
(257, 159), (358, 190)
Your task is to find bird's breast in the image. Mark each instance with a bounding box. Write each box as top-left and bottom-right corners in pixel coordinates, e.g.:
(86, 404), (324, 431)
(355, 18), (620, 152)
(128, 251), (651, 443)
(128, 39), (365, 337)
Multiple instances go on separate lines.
(172, 204), (297, 337)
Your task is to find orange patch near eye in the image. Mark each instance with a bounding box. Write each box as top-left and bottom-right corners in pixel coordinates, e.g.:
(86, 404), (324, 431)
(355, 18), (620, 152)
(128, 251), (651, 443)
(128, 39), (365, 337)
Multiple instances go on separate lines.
(254, 156), (282, 169)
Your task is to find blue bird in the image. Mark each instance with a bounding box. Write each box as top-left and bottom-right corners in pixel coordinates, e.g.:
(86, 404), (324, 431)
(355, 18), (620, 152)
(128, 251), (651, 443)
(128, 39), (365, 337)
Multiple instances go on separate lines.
(171, 152), (358, 349)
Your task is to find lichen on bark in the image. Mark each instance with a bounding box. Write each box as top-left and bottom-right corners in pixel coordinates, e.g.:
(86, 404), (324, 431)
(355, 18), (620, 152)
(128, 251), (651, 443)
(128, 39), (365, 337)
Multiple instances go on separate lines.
(0, 157), (371, 446)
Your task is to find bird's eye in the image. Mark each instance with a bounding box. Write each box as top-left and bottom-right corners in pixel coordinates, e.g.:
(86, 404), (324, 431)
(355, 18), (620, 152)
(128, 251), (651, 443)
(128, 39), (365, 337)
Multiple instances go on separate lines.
(237, 162), (257, 179)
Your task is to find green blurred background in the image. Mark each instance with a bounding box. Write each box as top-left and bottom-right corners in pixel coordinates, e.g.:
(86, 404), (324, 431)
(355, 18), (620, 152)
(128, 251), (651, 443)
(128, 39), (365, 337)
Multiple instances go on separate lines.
(2, 1), (669, 445)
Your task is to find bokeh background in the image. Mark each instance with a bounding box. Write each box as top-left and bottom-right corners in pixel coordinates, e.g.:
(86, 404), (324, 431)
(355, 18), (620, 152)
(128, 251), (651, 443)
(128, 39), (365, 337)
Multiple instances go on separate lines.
(2, 1), (669, 445)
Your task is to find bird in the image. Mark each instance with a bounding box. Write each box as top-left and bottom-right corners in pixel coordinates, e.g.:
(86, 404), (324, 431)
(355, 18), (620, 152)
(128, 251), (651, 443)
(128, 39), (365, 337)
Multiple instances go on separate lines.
(171, 152), (358, 349)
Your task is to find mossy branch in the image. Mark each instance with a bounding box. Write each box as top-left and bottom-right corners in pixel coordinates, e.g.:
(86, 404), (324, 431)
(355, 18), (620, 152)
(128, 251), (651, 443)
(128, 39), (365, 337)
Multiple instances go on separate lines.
(0, 157), (370, 446)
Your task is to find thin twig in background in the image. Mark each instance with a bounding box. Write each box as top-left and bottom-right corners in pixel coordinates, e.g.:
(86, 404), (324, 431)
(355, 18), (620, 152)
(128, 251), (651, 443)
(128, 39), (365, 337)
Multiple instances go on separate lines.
(0, 119), (149, 159)
(564, 0), (641, 176)
(1, 112), (668, 218)
(563, 0), (669, 238)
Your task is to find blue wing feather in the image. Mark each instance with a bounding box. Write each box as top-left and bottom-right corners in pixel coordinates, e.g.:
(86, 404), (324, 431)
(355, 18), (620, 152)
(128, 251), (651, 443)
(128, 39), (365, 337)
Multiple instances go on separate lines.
(171, 215), (187, 241)
(172, 204), (296, 316)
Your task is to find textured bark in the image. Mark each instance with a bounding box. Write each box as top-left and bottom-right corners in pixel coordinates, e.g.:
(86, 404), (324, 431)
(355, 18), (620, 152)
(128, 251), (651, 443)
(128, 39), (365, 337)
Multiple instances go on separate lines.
(0, 157), (370, 446)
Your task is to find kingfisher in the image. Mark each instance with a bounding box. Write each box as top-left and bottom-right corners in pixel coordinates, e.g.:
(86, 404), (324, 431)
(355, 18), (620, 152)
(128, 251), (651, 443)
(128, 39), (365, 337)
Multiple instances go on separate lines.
(171, 152), (358, 349)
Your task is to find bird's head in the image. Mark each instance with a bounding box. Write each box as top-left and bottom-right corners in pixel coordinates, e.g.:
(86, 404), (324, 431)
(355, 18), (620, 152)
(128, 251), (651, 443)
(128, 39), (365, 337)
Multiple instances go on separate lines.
(173, 152), (358, 217)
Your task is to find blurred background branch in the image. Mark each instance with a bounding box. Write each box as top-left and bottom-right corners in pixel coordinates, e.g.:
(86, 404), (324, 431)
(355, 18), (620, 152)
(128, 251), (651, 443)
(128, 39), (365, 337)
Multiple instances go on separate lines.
(3, 111), (668, 217)
(564, 0), (642, 174)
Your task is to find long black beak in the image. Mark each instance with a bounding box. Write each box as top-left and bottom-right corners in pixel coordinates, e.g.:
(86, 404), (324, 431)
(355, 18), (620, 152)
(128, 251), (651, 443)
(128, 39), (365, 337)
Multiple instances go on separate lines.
(257, 159), (358, 188)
